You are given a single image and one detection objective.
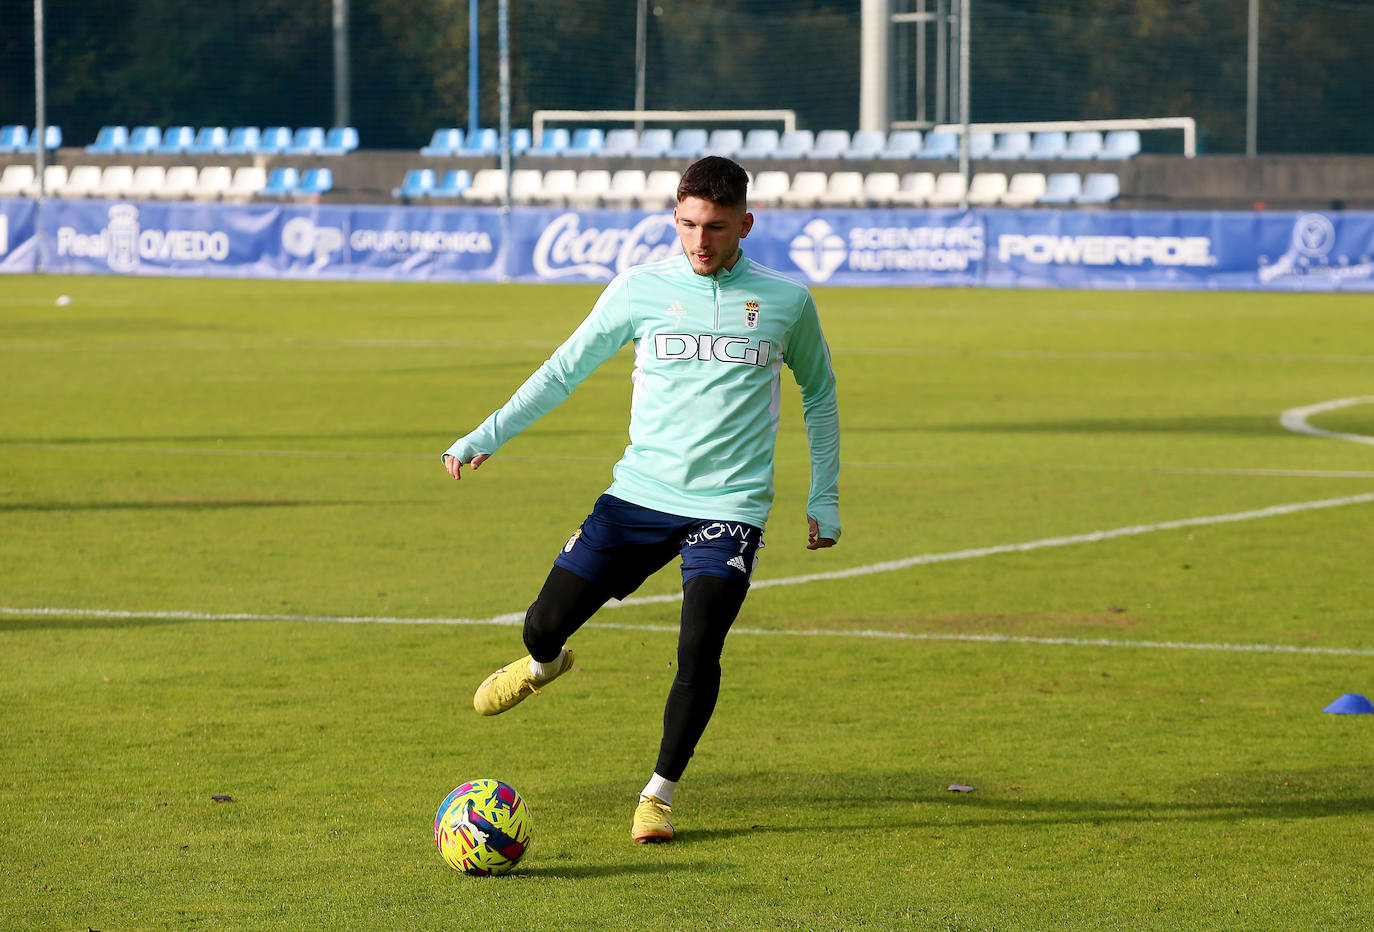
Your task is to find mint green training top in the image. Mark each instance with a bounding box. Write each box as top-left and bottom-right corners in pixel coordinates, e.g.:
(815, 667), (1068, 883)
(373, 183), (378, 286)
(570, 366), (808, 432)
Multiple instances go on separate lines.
(443, 250), (841, 540)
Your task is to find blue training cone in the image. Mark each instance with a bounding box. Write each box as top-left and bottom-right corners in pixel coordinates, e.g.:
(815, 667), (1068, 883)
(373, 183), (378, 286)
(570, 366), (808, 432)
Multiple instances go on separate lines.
(1323, 693), (1374, 714)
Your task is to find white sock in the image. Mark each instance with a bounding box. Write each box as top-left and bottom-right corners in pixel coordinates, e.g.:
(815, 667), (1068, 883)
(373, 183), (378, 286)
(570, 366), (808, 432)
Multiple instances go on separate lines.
(528, 649), (565, 681)
(641, 773), (677, 806)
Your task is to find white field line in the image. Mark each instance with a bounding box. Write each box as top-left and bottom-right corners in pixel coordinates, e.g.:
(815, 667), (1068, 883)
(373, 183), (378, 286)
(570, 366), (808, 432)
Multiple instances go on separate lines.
(5, 490), (1374, 657)
(5, 442), (1374, 481)
(2, 605), (1373, 657)
(1280, 397), (1374, 447)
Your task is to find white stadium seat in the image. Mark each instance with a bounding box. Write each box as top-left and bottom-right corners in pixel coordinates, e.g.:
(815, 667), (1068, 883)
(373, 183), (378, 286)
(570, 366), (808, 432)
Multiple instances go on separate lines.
(55, 164), (103, 198)
(531, 169), (577, 205)
(564, 170), (612, 208)
(460, 169), (508, 205)
(601, 170), (647, 208)
(124, 165), (167, 200)
(924, 172), (969, 207)
(155, 165), (200, 199)
(888, 172), (936, 207)
(815, 171), (865, 207)
(22, 165), (68, 197)
(1001, 172), (1048, 207)
(639, 170), (681, 209)
(966, 172), (1008, 206)
(859, 171), (901, 206)
(0, 163), (35, 197)
(750, 170), (791, 206)
(188, 165), (234, 201)
(90, 165), (135, 199)
(222, 166), (267, 202)
(779, 170), (828, 207)
(509, 169), (544, 205)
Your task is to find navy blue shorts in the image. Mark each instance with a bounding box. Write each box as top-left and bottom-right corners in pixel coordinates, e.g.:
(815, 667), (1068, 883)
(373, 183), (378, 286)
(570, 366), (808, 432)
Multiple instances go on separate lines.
(553, 494), (764, 600)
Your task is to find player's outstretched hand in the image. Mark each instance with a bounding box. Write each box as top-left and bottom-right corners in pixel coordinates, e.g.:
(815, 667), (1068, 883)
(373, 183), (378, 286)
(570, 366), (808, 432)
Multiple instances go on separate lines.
(443, 452), (489, 481)
(807, 516), (836, 550)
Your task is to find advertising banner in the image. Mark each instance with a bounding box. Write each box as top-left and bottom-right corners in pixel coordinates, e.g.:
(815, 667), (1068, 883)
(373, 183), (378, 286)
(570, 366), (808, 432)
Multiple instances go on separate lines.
(0, 198), (38, 273)
(5, 198), (1373, 292)
(985, 209), (1374, 292)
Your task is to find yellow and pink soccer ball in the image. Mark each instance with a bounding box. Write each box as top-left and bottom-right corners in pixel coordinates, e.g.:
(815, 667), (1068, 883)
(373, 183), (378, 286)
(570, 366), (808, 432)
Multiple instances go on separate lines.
(434, 779), (532, 876)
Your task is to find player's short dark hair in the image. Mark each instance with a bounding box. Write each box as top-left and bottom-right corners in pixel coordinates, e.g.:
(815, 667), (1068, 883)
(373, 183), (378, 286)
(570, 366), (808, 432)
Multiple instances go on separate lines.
(677, 156), (749, 209)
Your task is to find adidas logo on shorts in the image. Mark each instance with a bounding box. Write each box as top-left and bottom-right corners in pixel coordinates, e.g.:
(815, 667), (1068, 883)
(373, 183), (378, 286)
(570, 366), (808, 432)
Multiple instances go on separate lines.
(726, 555), (748, 573)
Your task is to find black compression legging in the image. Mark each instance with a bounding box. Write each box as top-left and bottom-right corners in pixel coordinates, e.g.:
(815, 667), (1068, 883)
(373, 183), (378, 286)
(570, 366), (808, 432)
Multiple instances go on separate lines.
(523, 565), (749, 782)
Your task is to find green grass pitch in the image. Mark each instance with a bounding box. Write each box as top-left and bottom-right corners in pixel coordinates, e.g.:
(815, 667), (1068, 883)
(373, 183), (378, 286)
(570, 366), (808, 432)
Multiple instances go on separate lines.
(2, 274), (1372, 930)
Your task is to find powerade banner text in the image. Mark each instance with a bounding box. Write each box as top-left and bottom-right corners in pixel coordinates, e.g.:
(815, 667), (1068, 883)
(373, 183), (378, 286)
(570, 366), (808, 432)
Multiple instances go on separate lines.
(2, 199), (1372, 291)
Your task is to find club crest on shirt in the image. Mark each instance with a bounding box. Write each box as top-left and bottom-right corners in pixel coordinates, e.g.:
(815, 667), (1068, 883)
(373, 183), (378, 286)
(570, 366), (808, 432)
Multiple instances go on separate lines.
(744, 300), (760, 330)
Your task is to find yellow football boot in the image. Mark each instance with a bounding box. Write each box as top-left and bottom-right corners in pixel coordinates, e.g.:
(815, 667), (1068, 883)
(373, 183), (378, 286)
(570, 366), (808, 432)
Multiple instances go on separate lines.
(472, 650), (574, 716)
(631, 794), (674, 844)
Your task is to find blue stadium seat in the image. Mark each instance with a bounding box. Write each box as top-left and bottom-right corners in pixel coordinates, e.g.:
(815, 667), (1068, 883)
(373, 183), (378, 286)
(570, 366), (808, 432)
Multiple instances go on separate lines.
(876, 130), (923, 159)
(510, 128), (532, 155)
(19, 125), (62, 152)
(84, 125), (128, 154)
(1064, 130), (1104, 159)
(420, 128), (463, 157)
(842, 130), (888, 160)
(1077, 172), (1121, 204)
(432, 169), (472, 198)
(989, 131), (1031, 159)
(258, 166), (300, 198)
(599, 128), (639, 157)
(156, 125), (196, 154)
(1028, 131), (1068, 160)
(631, 128), (673, 158)
(320, 126), (359, 155)
(187, 126), (228, 154)
(775, 129), (815, 159)
(668, 128), (709, 159)
(221, 126), (262, 155)
(529, 127), (571, 157)
(916, 131), (958, 159)
(393, 168), (436, 200)
(704, 128), (743, 158)
(288, 126), (327, 155)
(457, 128), (499, 157)
(258, 126), (293, 154)
(562, 127), (605, 157)
(126, 125), (162, 154)
(737, 128), (780, 160)
(807, 129), (850, 159)
(1099, 130), (1141, 160)
(297, 167), (333, 197)
(969, 132), (996, 159)
(0, 125), (27, 153)
(1037, 172), (1082, 204)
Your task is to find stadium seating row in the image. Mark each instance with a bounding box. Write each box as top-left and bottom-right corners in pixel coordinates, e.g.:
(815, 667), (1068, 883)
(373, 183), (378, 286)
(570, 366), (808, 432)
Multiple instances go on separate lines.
(84, 125), (359, 157)
(0, 163), (333, 201)
(0, 125), (63, 153)
(394, 167), (1121, 208)
(420, 126), (1142, 162)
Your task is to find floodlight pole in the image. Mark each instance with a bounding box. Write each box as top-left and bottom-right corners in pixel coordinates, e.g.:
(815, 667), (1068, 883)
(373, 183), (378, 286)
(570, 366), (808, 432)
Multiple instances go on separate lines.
(1245, 0), (1258, 157)
(957, 0), (970, 208)
(635, 0), (647, 132)
(33, 0), (46, 271)
(469, 0), (480, 140)
(333, 0), (350, 129)
(498, 0), (512, 281)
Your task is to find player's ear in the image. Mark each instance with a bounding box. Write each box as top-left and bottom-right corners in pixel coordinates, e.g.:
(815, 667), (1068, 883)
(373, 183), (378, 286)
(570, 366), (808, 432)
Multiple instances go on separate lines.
(740, 211), (754, 239)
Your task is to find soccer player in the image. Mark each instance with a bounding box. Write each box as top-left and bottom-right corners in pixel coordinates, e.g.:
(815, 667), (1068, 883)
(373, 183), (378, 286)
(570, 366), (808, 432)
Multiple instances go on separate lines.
(442, 155), (840, 843)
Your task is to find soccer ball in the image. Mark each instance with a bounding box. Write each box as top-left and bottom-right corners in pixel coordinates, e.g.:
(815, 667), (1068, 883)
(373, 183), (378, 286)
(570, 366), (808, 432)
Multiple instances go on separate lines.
(434, 779), (532, 876)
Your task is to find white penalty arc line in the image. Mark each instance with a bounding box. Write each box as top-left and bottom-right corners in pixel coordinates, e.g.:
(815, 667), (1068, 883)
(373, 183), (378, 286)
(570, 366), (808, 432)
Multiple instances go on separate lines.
(1280, 396), (1374, 446)
(6, 490), (1374, 658)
